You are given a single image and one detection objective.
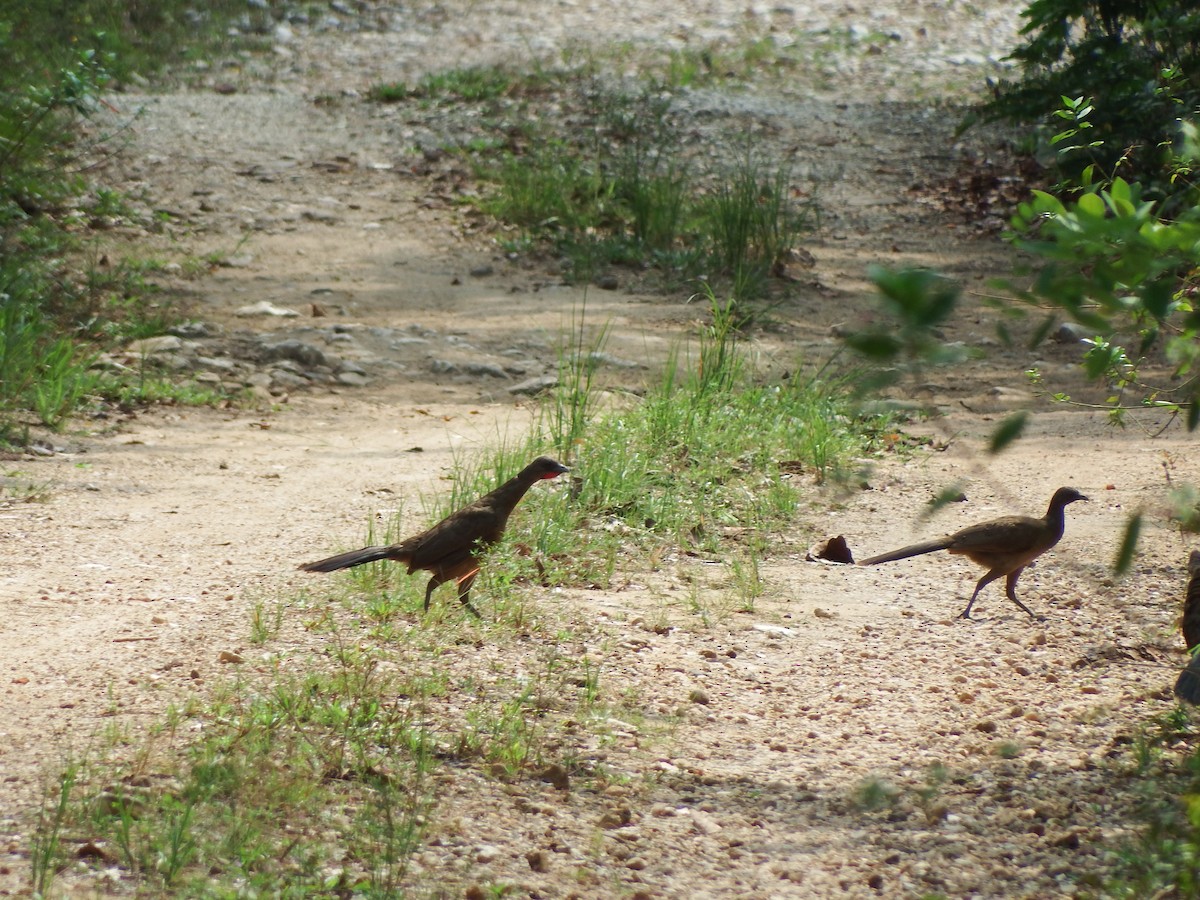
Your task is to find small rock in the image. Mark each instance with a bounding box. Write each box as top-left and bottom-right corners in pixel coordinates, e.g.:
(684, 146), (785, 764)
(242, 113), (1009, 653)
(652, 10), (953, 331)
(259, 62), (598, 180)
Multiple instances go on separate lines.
(125, 335), (184, 356)
(1052, 322), (1090, 343)
(460, 361), (508, 378)
(598, 807), (632, 829)
(525, 850), (550, 873)
(688, 688), (710, 705)
(690, 810), (722, 834)
(807, 535), (855, 564)
(264, 339), (328, 369)
(539, 763), (570, 791)
(595, 273), (619, 290)
(509, 374), (558, 396)
(169, 321), (217, 338)
(270, 370), (310, 389)
(234, 301), (299, 318)
(75, 841), (113, 862)
(751, 623), (795, 637)
(218, 651), (243, 664)
(586, 351), (644, 369)
(301, 208), (338, 224)
(336, 371), (369, 387)
(474, 844), (501, 864)
(469, 264), (495, 277)
(195, 356), (238, 372)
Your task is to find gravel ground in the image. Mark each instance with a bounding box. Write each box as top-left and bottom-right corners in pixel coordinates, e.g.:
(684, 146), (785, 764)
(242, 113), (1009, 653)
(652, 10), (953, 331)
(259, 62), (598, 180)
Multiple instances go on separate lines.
(3, 2), (1198, 898)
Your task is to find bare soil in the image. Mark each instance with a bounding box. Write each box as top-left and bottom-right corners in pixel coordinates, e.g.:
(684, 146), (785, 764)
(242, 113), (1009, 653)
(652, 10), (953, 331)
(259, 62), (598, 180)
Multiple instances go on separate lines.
(2, 2), (1199, 897)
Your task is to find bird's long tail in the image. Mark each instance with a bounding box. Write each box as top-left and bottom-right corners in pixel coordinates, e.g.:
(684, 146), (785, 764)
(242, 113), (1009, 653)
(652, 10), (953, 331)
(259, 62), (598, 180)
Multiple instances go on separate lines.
(858, 538), (951, 566)
(299, 546), (407, 573)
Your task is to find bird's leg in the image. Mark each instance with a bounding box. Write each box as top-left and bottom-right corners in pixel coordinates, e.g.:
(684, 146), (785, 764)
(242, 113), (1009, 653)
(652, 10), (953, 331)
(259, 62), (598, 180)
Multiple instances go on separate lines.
(423, 576), (439, 612)
(958, 570), (1003, 619)
(1004, 568), (1042, 619)
(456, 570), (481, 618)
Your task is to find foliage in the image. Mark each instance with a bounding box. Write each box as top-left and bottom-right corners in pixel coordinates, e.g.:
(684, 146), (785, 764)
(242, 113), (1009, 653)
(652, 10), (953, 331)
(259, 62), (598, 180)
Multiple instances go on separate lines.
(0, 0), (273, 84)
(1008, 175), (1200, 430)
(0, 3), (267, 436)
(979, 0), (1200, 194)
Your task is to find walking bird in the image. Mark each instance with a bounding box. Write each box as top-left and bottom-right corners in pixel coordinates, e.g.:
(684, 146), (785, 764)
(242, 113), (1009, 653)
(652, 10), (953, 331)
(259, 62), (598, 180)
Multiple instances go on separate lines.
(300, 456), (570, 616)
(858, 487), (1088, 619)
(1172, 551), (1200, 703)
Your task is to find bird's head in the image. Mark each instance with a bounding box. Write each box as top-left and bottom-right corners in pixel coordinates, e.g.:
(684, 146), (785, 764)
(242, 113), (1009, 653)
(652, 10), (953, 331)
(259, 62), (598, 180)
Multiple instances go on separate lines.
(526, 457), (571, 480)
(1052, 486), (1089, 508)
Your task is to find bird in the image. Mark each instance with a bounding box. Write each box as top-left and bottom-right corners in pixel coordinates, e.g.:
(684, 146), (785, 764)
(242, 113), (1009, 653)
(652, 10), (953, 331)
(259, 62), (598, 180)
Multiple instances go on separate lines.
(857, 486), (1088, 619)
(300, 456), (570, 616)
(1172, 551), (1200, 703)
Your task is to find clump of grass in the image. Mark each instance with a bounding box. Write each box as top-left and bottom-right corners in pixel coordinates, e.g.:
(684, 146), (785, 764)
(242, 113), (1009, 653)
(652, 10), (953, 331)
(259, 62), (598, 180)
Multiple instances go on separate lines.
(467, 82), (816, 305)
(370, 64), (548, 105)
(424, 288), (889, 606)
(1100, 710), (1200, 896)
(37, 657), (437, 895)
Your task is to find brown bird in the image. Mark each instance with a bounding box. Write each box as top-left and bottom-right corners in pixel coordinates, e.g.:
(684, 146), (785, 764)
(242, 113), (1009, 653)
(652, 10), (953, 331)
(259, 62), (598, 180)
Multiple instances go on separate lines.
(300, 456), (570, 616)
(858, 486), (1088, 619)
(1172, 551), (1200, 703)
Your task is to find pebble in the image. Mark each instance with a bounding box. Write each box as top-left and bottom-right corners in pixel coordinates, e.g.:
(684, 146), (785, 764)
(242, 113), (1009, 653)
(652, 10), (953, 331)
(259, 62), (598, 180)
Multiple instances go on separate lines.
(234, 301), (299, 317)
(474, 845), (500, 864)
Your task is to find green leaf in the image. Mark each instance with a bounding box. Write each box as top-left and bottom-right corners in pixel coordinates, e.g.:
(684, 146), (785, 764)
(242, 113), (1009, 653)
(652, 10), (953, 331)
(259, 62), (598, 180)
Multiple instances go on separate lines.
(988, 412), (1027, 454)
(1077, 192), (1106, 218)
(1113, 514), (1142, 576)
(842, 331), (901, 360)
(921, 484), (968, 520)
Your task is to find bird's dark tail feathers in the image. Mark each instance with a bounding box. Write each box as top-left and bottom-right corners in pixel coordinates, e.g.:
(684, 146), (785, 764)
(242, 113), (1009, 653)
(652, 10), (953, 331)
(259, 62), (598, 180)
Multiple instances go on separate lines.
(1176, 652), (1200, 705)
(858, 538), (952, 567)
(299, 546), (406, 573)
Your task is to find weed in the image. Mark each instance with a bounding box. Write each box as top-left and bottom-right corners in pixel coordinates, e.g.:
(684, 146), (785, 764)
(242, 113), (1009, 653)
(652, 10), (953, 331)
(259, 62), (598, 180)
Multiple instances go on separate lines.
(30, 761), (78, 897)
(248, 598), (285, 644)
(1, 472), (53, 504)
(994, 740), (1022, 760)
(852, 775), (901, 811)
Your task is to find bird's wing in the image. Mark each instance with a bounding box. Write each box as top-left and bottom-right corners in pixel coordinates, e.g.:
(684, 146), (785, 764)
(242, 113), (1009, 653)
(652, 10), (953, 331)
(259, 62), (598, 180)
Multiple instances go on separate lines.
(946, 516), (1042, 555)
(406, 505), (500, 569)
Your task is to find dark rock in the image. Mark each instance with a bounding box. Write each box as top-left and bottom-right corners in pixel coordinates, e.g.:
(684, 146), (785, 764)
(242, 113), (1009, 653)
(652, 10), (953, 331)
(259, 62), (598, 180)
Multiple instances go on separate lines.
(509, 375), (558, 396)
(807, 535), (855, 564)
(264, 339), (328, 369)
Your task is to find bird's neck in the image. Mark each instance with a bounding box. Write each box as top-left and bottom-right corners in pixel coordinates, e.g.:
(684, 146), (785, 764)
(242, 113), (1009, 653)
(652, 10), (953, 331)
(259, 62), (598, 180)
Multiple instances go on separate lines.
(487, 474), (538, 507)
(1043, 501), (1069, 539)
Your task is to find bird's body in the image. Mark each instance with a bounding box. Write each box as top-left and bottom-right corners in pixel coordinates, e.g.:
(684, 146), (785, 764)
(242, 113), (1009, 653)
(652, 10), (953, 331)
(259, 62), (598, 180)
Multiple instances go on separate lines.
(1172, 551), (1200, 703)
(858, 486), (1088, 619)
(301, 456), (569, 616)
